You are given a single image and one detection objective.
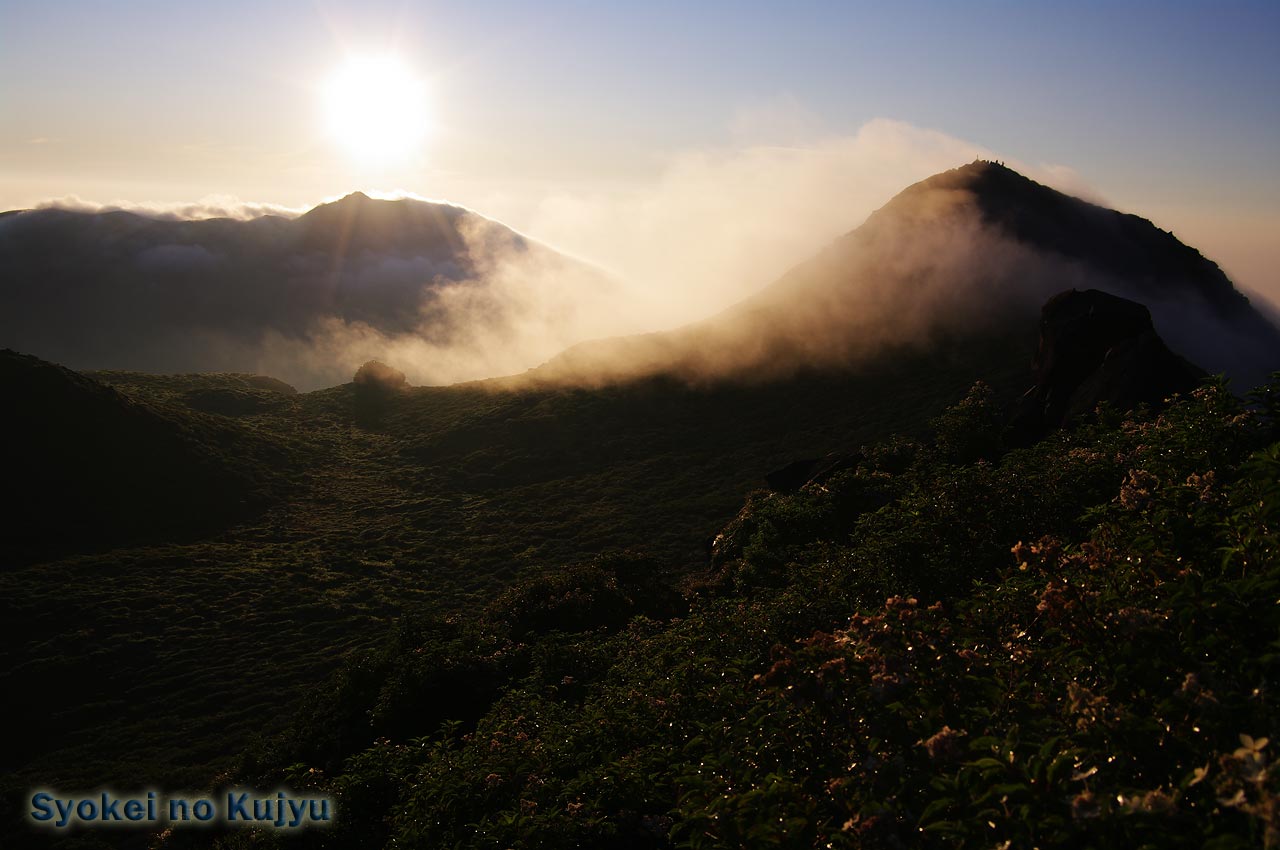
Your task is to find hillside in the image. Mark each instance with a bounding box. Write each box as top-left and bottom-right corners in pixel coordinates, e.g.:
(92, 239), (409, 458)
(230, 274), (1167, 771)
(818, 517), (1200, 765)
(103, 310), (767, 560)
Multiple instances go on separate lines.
(0, 336), (1030, 836)
(0, 350), (293, 562)
(163, 285), (1277, 850)
(224, 372), (1280, 850)
(534, 162), (1280, 389)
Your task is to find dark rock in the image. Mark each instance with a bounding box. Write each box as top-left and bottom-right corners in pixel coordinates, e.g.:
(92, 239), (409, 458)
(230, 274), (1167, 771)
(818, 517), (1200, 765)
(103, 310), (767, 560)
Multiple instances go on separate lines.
(1010, 289), (1205, 442)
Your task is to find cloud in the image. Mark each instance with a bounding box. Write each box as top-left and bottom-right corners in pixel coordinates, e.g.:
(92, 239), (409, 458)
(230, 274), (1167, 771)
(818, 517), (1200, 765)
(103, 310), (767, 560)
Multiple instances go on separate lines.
(524, 185), (1112, 386)
(520, 118), (1094, 332)
(31, 193), (306, 221)
(251, 216), (627, 388)
(31, 116), (1244, 393)
(237, 120), (1107, 389)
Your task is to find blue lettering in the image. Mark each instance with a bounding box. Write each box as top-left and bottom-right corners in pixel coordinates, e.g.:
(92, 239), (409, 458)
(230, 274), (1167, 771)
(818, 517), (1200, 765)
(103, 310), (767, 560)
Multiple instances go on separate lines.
(30, 792), (54, 823)
(28, 789), (332, 830)
(226, 792), (249, 821)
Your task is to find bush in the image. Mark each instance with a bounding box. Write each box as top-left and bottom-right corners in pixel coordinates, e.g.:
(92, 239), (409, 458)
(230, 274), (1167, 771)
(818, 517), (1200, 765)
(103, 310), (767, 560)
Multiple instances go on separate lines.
(228, 377), (1280, 849)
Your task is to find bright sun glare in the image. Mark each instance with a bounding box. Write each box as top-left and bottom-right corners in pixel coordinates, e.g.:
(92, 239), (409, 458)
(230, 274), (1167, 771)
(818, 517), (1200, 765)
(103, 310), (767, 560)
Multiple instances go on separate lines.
(323, 55), (429, 164)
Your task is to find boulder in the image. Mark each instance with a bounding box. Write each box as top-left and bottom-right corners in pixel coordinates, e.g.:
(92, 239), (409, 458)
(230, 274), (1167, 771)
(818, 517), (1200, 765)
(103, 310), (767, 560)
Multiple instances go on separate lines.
(1010, 289), (1205, 442)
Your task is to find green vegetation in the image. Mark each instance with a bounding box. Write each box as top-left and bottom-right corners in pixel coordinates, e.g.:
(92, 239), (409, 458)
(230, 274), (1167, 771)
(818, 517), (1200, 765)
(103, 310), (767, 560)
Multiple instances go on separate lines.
(209, 377), (1278, 849)
(6, 340), (1277, 848)
(0, 335), (1028, 838)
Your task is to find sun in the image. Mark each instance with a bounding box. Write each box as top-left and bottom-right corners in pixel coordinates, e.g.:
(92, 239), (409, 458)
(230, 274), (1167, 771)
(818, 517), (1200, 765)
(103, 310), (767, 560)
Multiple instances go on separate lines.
(323, 55), (429, 164)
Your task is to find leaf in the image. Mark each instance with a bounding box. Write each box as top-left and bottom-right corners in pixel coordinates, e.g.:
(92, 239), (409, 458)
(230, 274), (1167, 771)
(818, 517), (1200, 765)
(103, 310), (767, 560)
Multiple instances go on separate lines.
(919, 797), (955, 823)
(966, 757), (1007, 771)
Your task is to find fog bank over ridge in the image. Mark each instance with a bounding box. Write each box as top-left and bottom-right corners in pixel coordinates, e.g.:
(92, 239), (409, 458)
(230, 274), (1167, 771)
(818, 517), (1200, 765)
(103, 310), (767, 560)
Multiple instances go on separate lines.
(4, 121), (1277, 390)
(527, 161), (1280, 390)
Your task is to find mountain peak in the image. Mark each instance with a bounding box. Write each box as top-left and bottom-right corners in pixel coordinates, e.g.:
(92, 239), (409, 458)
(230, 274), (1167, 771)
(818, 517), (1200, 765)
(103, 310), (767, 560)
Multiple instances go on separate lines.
(309, 190), (376, 214)
(301, 190), (473, 222)
(893, 158), (1041, 201)
(531, 160), (1279, 388)
(339, 190), (372, 204)
(867, 159), (1257, 328)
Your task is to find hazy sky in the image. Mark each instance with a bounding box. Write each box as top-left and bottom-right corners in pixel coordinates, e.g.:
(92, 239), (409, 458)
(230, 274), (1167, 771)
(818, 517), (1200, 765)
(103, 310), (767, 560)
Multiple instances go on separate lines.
(2, 0), (1278, 300)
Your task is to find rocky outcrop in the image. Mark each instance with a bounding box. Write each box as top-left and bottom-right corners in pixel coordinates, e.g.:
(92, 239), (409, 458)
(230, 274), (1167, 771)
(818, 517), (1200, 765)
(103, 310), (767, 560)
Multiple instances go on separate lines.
(1010, 289), (1205, 442)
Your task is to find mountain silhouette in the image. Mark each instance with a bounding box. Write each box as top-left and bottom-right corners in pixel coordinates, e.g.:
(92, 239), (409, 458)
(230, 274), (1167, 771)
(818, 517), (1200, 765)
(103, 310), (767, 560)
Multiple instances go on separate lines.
(535, 162), (1279, 388)
(296, 191), (478, 254)
(0, 194), (605, 387)
(3, 164), (1276, 392)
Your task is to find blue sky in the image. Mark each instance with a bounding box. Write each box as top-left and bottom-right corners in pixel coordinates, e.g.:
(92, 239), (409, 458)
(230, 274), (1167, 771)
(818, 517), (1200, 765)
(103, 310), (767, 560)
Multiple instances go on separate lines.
(2, 0), (1277, 295)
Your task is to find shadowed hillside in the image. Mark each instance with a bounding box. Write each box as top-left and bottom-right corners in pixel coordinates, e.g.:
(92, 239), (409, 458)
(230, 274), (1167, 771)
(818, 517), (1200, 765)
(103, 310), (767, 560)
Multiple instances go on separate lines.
(0, 350), (294, 562)
(215, 343), (1280, 850)
(0, 333), (1030, 835)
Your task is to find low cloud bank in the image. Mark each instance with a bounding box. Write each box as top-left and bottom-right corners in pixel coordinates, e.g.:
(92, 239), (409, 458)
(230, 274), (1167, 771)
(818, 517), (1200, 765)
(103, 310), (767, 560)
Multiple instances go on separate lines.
(31, 194), (306, 221)
(8, 118), (1271, 390)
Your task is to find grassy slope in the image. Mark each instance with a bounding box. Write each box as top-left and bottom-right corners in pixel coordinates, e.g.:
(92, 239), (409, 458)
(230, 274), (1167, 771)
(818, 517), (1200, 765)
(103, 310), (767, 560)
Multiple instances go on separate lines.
(223, 380), (1280, 850)
(0, 332), (1030, 811)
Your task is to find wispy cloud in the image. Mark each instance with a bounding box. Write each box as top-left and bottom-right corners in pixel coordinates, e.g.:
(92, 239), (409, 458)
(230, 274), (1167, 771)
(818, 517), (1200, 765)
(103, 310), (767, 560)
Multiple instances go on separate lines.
(31, 194), (307, 221)
(520, 118), (1096, 330)
(6, 118), (1121, 390)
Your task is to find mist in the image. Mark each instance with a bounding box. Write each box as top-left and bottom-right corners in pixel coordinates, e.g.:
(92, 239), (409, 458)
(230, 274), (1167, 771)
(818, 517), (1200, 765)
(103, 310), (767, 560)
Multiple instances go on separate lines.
(31, 194), (307, 222)
(4, 119), (1275, 391)
(265, 119), (1061, 388)
(516, 119), (1092, 332)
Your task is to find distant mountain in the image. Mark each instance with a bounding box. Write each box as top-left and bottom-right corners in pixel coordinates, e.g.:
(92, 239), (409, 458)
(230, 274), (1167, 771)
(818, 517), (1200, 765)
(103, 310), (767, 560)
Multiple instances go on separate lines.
(535, 162), (1280, 389)
(0, 193), (605, 388)
(6, 165), (1273, 394)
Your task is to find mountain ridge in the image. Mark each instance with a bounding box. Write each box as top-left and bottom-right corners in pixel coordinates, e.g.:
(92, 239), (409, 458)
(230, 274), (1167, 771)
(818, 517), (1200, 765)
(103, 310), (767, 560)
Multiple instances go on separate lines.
(0, 192), (607, 388)
(525, 161), (1279, 388)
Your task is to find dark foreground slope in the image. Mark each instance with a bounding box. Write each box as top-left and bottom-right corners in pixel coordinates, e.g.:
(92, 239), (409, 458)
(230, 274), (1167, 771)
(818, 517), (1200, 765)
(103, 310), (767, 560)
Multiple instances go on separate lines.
(222, 375), (1280, 850)
(0, 336), (1030, 841)
(0, 350), (293, 561)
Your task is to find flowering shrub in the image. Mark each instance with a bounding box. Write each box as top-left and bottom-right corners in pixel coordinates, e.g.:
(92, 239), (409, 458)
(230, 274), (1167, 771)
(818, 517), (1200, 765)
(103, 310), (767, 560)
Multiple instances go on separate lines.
(216, 377), (1280, 849)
